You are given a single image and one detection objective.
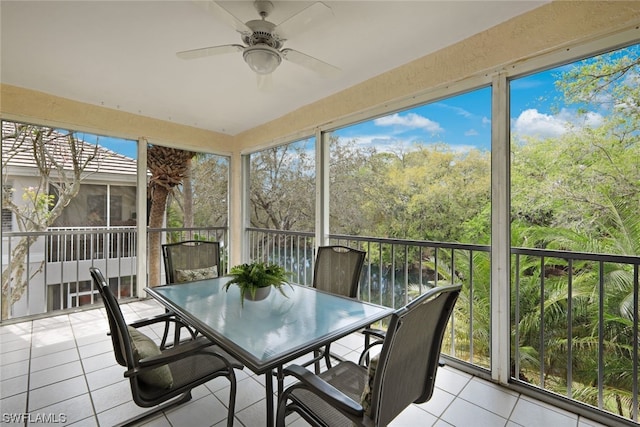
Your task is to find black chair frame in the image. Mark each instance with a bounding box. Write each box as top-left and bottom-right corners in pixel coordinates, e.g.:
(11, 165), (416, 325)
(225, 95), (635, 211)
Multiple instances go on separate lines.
(160, 240), (222, 347)
(90, 267), (242, 427)
(307, 245), (366, 371)
(276, 284), (461, 427)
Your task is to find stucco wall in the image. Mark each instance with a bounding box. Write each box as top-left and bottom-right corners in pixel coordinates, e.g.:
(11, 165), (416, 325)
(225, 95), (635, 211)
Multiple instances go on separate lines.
(0, 84), (234, 153)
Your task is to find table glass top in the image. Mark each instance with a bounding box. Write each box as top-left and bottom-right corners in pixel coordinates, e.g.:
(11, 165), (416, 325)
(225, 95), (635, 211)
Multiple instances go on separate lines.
(146, 277), (392, 370)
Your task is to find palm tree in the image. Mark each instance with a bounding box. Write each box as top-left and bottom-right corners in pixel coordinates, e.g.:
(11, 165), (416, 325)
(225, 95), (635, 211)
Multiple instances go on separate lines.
(514, 197), (639, 418)
(147, 145), (194, 286)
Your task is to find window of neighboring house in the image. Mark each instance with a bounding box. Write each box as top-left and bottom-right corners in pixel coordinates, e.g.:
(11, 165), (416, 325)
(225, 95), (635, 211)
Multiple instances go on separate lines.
(50, 184), (136, 227)
(47, 275), (134, 311)
(1, 208), (12, 232)
(68, 280), (98, 308)
(2, 183), (13, 231)
(109, 275), (134, 299)
(47, 280), (99, 311)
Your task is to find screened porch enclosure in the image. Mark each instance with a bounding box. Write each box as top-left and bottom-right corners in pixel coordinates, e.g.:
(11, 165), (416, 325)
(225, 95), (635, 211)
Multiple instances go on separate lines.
(2, 2), (640, 426)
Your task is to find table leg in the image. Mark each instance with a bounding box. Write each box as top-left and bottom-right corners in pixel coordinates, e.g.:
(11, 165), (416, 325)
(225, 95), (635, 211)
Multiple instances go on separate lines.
(265, 370), (274, 427)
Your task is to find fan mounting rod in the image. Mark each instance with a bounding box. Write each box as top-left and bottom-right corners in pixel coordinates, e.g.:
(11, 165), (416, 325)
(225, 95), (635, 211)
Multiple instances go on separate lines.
(254, 1), (274, 19)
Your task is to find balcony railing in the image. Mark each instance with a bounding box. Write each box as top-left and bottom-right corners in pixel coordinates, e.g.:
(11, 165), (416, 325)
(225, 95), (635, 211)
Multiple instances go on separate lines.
(1, 226), (227, 320)
(247, 227), (639, 426)
(2, 226), (638, 425)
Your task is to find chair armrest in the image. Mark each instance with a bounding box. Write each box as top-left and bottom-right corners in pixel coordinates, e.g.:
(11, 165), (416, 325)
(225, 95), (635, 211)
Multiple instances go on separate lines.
(361, 328), (386, 341)
(358, 340), (384, 366)
(128, 337), (214, 373)
(128, 312), (186, 329)
(106, 313), (178, 337)
(282, 364), (364, 417)
(129, 313), (198, 347)
(360, 327), (386, 366)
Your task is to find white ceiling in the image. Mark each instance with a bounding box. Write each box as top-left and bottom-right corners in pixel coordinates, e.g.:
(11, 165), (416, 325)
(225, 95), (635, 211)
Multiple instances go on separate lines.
(1, 1), (547, 136)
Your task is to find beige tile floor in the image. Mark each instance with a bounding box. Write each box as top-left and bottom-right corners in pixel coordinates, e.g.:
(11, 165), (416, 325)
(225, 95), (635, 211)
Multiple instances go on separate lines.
(0, 299), (610, 427)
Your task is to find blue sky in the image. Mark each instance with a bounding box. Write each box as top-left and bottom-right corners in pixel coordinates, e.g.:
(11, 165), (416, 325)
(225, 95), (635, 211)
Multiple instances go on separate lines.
(334, 87), (493, 152)
(82, 134), (138, 159)
(332, 67), (569, 153)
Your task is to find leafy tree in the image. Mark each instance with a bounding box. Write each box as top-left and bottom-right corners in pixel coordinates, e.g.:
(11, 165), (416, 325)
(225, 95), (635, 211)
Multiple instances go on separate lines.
(165, 153), (229, 237)
(191, 155), (229, 228)
(249, 142), (315, 231)
(355, 143), (490, 242)
(329, 135), (377, 235)
(510, 46), (639, 419)
(1, 123), (99, 319)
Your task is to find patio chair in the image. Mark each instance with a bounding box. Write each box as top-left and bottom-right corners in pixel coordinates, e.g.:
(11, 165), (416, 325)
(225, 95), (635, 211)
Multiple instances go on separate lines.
(162, 240), (221, 284)
(160, 240), (221, 347)
(90, 267), (242, 427)
(307, 245), (366, 371)
(276, 283), (461, 427)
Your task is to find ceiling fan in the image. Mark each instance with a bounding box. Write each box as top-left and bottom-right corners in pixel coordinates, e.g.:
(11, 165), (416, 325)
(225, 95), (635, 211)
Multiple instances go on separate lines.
(178, 1), (340, 79)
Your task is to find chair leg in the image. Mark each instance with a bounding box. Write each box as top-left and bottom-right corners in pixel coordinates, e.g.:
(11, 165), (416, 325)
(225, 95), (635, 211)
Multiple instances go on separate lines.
(323, 345), (333, 370)
(313, 349), (322, 374)
(115, 392), (192, 427)
(226, 369), (237, 427)
(173, 323), (182, 348)
(275, 391), (289, 427)
(160, 318), (172, 349)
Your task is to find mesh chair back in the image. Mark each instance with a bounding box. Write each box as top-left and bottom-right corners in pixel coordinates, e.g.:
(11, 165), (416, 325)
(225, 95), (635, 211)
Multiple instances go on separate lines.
(90, 267), (136, 369)
(312, 246), (366, 298)
(162, 240), (221, 284)
(371, 284), (461, 426)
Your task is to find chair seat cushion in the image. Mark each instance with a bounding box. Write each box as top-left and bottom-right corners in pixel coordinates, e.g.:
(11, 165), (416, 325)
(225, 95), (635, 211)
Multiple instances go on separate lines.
(175, 265), (218, 283)
(128, 326), (174, 389)
(361, 353), (379, 417)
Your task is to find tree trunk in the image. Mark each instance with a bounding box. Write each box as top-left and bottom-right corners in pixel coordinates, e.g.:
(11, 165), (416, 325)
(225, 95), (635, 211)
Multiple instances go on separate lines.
(183, 157), (194, 229)
(148, 185), (169, 287)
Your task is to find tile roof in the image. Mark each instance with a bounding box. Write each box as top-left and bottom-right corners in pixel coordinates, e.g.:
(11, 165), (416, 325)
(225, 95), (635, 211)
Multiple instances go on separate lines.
(2, 121), (137, 176)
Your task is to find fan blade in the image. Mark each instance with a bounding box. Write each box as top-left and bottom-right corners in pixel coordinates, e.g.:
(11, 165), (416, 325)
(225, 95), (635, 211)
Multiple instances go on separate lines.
(274, 2), (333, 41)
(177, 44), (244, 60)
(281, 48), (340, 78)
(197, 1), (252, 36)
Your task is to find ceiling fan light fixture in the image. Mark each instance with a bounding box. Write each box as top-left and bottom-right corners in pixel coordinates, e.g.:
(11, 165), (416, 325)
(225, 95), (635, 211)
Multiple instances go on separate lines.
(243, 45), (281, 75)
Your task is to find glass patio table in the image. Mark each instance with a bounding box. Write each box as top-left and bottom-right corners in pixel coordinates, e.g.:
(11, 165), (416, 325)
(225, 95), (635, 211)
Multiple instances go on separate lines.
(145, 276), (393, 427)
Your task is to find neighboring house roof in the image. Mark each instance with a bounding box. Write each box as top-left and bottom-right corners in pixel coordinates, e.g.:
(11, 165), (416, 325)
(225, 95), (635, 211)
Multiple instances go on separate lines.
(2, 121), (137, 177)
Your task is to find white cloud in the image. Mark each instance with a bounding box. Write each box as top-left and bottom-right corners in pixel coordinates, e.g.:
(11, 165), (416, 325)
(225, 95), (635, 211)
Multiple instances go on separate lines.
(512, 108), (604, 139)
(464, 129), (479, 136)
(434, 103), (473, 118)
(374, 113), (443, 133)
(512, 109), (567, 138)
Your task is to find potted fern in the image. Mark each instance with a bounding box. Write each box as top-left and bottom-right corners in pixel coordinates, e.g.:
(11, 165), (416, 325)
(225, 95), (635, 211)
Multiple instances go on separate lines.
(224, 262), (292, 305)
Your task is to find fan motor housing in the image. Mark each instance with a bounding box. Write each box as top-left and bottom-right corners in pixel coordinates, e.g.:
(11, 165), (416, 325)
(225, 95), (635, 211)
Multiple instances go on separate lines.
(243, 19), (282, 49)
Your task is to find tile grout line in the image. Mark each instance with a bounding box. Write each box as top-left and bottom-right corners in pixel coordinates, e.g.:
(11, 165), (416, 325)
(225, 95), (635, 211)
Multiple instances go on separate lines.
(23, 320), (33, 427)
(70, 310), (102, 426)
